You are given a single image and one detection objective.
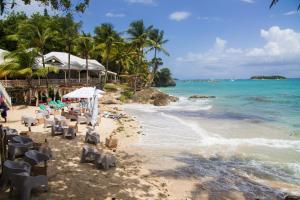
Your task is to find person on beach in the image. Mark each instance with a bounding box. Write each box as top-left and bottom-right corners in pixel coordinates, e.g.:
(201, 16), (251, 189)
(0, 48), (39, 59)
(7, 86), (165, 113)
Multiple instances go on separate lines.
(0, 102), (9, 122)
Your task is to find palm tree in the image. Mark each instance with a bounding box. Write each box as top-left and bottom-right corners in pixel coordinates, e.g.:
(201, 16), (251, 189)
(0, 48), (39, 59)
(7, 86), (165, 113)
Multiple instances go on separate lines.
(55, 14), (81, 83)
(111, 41), (136, 75)
(127, 20), (153, 91)
(0, 48), (58, 87)
(18, 22), (56, 87)
(270, 0), (300, 10)
(146, 29), (169, 87)
(94, 23), (119, 85)
(75, 32), (94, 85)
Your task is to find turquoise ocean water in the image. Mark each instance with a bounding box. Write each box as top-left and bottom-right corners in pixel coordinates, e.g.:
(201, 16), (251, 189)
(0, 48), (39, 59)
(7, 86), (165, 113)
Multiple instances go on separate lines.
(123, 78), (300, 198)
(160, 79), (300, 135)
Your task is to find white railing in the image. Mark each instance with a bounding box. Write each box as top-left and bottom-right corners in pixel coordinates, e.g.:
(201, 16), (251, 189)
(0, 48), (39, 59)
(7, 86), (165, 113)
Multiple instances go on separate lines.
(0, 78), (101, 88)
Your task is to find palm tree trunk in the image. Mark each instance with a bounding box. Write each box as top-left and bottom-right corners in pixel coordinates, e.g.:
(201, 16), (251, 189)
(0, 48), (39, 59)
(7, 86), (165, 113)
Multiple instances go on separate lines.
(145, 48), (157, 88)
(104, 48), (110, 85)
(68, 44), (71, 84)
(86, 57), (89, 86)
(41, 50), (49, 88)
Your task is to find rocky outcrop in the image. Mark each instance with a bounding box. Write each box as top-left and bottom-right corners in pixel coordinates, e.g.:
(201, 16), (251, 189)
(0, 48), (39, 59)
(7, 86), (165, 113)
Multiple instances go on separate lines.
(189, 95), (216, 99)
(132, 88), (179, 106)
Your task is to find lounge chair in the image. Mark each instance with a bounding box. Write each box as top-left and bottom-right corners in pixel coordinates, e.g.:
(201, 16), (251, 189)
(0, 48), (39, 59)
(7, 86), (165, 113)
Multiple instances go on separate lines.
(12, 135), (33, 145)
(8, 136), (34, 160)
(63, 127), (76, 139)
(44, 118), (55, 128)
(0, 160), (31, 190)
(48, 100), (60, 109)
(51, 124), (64, 136)
(24, 150), (49, 166)
(56, 100), (67, 108)
(10, 172), (48, 200)
(94, 153), (117, 170)
(2, 127), (18, 141)
(85, 130), (100, 144)
(80, 146), (99, 163)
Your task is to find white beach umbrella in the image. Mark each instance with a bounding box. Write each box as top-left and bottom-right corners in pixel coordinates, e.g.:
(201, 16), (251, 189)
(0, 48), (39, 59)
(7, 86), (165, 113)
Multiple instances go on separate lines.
(63, 87), (104, 99)
(90, 88), (99, 127)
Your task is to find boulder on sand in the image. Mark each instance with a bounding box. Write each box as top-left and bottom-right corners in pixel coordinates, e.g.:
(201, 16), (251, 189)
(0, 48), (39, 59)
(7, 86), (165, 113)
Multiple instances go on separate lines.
(132, 88), (179, 106)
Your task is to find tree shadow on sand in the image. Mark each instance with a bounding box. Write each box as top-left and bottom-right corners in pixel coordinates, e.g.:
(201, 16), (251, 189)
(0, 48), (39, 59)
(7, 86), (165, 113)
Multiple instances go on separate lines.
(0, 131), (166, 200)
(149, 152), (300, 200)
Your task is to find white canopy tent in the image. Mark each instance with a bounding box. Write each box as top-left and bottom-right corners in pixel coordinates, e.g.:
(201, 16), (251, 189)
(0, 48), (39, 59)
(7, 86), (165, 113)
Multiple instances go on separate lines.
(62, 87), (105, 99)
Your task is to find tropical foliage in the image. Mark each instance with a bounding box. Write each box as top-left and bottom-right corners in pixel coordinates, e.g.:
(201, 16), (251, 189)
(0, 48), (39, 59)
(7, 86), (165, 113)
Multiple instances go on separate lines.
(0, 11), (172, 90)
(0, 0), (90, 15)
(270, 0), (300, 10)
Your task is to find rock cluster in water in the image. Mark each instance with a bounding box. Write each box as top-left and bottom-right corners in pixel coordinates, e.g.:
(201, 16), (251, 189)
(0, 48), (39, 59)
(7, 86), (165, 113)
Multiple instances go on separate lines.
(189, 95), (216, 99)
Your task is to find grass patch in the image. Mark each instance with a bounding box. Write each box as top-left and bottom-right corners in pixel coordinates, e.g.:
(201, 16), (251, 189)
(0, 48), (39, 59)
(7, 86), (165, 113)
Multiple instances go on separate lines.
(104, 83), (118, 92)
(119, 90), (134, 102)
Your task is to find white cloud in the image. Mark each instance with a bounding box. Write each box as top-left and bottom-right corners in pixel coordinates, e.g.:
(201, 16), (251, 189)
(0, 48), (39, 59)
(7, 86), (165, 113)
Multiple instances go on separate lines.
(175, 26), (300, 79)
(105, 12), (126, 18)
(197, 16), (223, 22)
(241, 0), (255, 3)
(169, 11), (191, 21)
(284, 11), (298, 16)
(125, 0), (154, 4)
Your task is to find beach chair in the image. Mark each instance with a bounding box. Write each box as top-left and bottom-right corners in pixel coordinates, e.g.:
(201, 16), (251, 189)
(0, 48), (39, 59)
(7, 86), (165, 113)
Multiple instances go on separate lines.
(56, 100), (67, 108)
(80, 146), (99, 163)
(94, 153), (117, 170)
(9, 172), (48, 200)
(8, 136), (34, 160)
(0, 160), (31, 190)
(51, 124), (64, 136)
(39, 104), (47, 111)
(44, 118), (55, 128)
(85, 130), (100, 144)
(48, 101), (60, 109)
(63, 127), (76, 139)
(24, 150), (49, 166)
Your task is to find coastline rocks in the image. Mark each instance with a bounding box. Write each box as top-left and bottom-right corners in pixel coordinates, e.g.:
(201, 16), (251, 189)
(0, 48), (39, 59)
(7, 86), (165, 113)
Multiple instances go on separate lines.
(132, 88), (179, 106)
(189, 95), (216, 99)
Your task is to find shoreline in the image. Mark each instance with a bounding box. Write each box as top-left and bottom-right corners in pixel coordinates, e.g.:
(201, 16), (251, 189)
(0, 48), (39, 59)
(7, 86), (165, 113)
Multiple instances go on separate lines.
(0, 95), (171, 199)
(1, 89), (300, 200)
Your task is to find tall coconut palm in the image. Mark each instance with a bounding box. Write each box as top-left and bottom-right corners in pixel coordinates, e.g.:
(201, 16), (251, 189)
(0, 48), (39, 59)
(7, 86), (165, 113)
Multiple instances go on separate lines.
(127, 20), (153, 91)
(0, 48), (58, 87)
(75, 32), (94, 85)
(55, 14), (81, 83)
(18, 22), (56, 87)
(94, 23), (119, 85)
(111, 41), (136, 75)
(146, 29), (169, 87)
(270, 0), (300, 10)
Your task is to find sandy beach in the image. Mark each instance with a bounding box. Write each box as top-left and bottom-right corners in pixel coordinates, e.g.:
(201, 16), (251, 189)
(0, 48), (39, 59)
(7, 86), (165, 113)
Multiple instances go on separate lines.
(0, 98), (171, 200)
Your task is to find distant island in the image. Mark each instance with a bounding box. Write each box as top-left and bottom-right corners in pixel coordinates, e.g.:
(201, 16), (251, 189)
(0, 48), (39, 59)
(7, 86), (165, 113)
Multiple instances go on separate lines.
(250, 76), (287, 80)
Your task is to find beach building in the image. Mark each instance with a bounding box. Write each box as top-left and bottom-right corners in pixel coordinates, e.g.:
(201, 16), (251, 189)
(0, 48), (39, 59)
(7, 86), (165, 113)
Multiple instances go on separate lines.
(0, 49), (117, 105)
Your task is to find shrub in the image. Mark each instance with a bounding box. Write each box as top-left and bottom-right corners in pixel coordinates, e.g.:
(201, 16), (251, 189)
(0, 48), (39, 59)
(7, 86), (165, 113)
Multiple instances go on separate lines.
(104, 83), (118, 92)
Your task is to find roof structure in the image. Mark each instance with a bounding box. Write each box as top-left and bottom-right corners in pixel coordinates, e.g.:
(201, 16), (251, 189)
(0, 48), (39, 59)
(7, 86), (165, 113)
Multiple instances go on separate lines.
(42, 52), (106, 71)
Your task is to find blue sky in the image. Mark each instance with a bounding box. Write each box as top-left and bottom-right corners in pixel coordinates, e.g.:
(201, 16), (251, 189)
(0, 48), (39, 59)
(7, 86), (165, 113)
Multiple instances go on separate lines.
(9, 0), (300, 79)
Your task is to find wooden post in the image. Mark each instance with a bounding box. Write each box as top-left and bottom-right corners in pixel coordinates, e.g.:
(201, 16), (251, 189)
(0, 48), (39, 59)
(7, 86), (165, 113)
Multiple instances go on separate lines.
(64, 70), (67, 84)
(78, 71), (81, 83)
(38, 76), (41, 85)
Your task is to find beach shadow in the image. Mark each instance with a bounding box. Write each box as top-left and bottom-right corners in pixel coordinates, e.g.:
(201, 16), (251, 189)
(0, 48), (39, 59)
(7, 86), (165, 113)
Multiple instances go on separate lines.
(149, 152), (294, 200)
(0, 131), (164, 200)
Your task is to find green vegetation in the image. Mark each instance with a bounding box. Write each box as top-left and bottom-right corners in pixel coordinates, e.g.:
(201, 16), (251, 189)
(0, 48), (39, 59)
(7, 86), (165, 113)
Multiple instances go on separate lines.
(119, 90), (134, 103)
(250, 76), (286, 80)
(0, 0), (90, 15)
(104, 83), (118, 92)
(0, 11), (172, 90)
(270, 0), (300, 10)
(153, 68), (176, 87)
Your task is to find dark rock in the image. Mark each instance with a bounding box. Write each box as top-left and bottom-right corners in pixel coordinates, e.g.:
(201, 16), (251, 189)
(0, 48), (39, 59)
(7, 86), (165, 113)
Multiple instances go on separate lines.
(132, 88), (179, 106)
(189, 95), (216, 99)
(285, 195), (300, 200)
